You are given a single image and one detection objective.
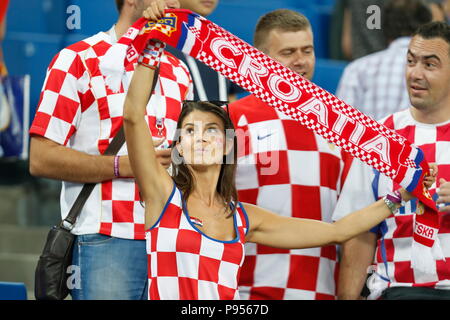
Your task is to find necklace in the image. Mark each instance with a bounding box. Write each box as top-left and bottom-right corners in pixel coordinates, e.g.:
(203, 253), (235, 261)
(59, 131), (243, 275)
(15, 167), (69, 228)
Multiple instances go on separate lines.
(190, 216), (203, 227)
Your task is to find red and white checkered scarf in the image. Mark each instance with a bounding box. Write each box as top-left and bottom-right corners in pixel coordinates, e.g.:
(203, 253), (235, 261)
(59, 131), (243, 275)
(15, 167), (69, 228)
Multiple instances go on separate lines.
(99, 9), (444, 275)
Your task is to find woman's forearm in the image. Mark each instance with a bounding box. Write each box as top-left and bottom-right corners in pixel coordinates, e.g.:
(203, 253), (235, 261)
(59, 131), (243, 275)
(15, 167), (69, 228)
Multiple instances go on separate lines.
(334, 198), (396, 243)
(123, 64), (156, 124)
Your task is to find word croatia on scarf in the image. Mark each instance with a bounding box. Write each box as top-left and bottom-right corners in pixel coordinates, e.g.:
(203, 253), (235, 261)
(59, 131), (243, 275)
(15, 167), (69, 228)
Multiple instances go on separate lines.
(99, 9), (442, 274)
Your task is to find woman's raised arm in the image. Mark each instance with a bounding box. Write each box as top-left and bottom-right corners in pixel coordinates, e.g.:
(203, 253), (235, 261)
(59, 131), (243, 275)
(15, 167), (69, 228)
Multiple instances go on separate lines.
(123, 37), (174, 213)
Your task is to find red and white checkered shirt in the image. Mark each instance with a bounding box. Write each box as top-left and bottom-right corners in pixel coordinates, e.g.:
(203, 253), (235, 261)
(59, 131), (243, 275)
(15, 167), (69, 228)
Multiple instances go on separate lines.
(145, 184), (249, 300)
(228, 95), (352, 300)
(333, 109), (450, 299)
(29, 30), (193, 240)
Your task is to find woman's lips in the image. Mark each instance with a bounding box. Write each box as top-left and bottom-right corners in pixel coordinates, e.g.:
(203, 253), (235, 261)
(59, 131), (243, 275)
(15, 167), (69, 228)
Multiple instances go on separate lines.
(200, 0), (215, 7)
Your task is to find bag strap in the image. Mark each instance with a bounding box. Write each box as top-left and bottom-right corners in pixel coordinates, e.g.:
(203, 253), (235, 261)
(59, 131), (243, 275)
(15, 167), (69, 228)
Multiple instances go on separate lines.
(61, 68), (160, 230)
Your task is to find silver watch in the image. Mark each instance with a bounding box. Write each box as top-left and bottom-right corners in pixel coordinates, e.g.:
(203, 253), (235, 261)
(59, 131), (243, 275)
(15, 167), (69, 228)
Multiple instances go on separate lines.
(383, 196), (399, 214)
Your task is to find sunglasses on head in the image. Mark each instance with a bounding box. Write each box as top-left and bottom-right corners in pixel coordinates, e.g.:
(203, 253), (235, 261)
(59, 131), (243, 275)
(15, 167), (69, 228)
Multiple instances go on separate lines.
(183, 100), (229, 115)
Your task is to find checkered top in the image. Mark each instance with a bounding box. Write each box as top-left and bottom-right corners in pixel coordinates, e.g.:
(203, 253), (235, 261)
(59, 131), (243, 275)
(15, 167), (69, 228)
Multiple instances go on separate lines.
(145, 184), (249, 300)
(29, 31), (193, 240)
(228, 95), (352, 300)
(333, 109), (450, 299)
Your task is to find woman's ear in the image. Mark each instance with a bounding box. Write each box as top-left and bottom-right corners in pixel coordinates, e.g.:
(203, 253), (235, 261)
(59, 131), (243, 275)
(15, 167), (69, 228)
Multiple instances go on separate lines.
(223, 136), (234, 157)
(171, 140), (184, 166)
(176, 142), (183, 157)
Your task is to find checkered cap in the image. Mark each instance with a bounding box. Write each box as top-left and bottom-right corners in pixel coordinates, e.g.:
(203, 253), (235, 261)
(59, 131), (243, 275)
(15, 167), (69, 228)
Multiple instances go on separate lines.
(29, 31), (193, 240)
(146, 186), (249, 300)
(229, 95), (352, 300)
(333, 109), (450, 299)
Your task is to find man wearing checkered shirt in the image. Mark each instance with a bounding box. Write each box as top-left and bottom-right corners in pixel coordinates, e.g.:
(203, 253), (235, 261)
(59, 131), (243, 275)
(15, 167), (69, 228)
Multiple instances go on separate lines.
(333, 21), (450, 300)
(228, 9), (352, 300)
(336, 0), (433, 121)
(28, 0), (193, 300)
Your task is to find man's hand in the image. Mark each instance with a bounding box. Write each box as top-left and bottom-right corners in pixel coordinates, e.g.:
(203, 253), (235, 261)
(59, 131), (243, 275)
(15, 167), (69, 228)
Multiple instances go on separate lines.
(153, 138), (172, 169)
(437, 178), (450, 213)
(120, 138), (172, 177)
(143, 0), (180, 21)
(399, 164), (437, 202)
(424, 163), (438, 189)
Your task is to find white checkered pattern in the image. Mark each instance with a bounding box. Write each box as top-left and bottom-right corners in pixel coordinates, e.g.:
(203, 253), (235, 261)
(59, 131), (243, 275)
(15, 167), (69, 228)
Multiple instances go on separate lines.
(333, 109), (450, 299)
(229, 95), (351, 300)
(336, 37), (411, 121)
(145, 186), (249, 300)
(30, 31), (193, 240)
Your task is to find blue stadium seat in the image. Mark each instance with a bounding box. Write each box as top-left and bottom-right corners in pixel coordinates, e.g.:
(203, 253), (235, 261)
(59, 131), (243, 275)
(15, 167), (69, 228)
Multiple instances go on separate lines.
(283, 0), (336, 10)
(312, 58), (348, 94)
(209, 3), (274, 46)
(4, 33), (64, 116)
(0, 282), (27, 300)
(211, 0), (331, 9)
(299, 7), (331, 59)
(6, 0), (66, 35)
(63, 34), (90, 48)
(66, 0), (119, 36)
(209, 3), (331, 59)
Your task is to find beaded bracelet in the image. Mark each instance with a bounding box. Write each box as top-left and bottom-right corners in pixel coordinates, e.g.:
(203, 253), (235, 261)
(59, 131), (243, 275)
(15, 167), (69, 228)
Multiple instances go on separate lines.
(383, 189), (403, 214)
(114, 155), (120, 178)
(385, 189), (402, 204)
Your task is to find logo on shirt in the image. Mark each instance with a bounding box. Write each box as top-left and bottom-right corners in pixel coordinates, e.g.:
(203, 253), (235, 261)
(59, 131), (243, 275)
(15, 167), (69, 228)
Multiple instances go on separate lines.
(141, 13), (177, 37)
(257, 132), (273, 140)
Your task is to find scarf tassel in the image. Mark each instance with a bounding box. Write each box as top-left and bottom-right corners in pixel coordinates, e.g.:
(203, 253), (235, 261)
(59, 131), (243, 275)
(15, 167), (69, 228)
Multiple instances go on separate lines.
(411, 237), (445, 274)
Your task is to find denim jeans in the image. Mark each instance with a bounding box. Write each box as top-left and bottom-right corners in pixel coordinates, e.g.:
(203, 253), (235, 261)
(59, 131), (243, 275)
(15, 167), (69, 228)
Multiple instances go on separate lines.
(70, 234), (148, 300)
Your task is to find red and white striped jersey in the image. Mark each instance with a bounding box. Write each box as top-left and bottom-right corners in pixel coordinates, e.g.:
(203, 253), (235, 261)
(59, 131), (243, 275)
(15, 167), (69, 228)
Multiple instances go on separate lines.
(333, 108), (450, 299)
(228, 95), (352, 300)
(29, 30), (193, 240)
(145, 184), (249, 300)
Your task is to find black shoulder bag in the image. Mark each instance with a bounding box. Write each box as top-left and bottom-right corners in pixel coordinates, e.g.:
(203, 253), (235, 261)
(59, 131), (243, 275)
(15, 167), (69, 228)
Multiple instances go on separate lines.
(34, 126), (126, 300)
(34, 69), (159, 300)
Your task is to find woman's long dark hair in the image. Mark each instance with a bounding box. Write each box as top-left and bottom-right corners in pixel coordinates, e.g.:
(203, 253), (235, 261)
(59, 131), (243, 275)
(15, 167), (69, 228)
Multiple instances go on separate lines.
(171, 101), (238, 217)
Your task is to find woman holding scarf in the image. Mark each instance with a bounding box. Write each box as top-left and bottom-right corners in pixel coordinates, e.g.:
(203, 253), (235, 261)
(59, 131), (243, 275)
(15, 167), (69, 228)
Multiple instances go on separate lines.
(122, 1), (436, 300)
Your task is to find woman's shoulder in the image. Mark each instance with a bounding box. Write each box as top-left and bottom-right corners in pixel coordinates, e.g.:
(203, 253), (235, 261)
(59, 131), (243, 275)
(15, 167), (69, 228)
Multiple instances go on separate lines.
(238, 202), (281, 225)
(237, 202), (265, 224)
(239, 202), (267, 214)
